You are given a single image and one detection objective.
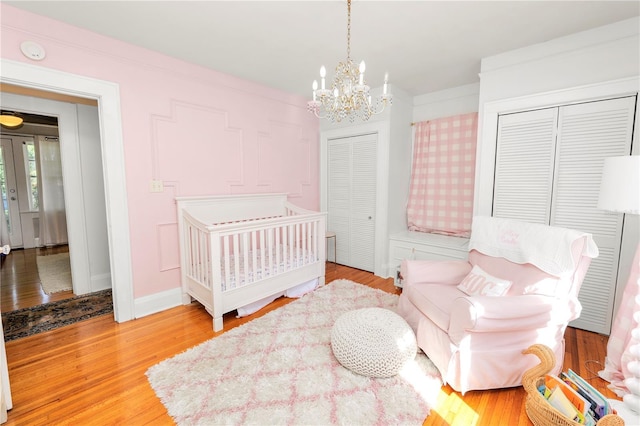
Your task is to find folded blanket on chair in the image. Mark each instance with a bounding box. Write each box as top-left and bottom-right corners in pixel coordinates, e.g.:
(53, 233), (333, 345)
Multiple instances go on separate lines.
(469, 216), (599, 277)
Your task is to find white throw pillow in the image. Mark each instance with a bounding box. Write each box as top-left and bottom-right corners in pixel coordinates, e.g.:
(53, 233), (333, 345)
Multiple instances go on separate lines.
(457, 265), (512, 297)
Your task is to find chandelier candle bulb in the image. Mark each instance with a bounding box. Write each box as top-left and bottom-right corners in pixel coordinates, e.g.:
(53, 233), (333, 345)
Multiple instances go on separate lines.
(359, 61), (365, 85)
(312, 80), (318, 101)
(320, 66), (326, 90)
(384, 73), (388, 94)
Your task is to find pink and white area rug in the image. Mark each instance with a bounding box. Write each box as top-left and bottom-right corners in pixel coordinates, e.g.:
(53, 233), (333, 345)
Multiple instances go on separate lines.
(146, 279), (443, 425)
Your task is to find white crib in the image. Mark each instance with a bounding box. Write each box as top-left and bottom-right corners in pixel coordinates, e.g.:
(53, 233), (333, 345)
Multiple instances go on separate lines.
(176, 193), (326, 331)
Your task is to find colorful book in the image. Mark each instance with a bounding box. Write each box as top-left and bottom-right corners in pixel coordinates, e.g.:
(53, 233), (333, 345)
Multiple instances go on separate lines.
(545, 374), (590, 416)
(560, 372), (600, 421)
(547, 385), (585, 423)
(566, 369), (611, 419)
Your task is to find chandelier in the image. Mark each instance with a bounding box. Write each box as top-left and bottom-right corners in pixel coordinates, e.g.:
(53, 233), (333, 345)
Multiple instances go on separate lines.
(307, 0), (392, 123)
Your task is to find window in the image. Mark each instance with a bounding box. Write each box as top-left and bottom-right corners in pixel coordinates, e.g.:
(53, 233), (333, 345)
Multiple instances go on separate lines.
(406, 112), (478, 237)
(23, 140), (39, 211)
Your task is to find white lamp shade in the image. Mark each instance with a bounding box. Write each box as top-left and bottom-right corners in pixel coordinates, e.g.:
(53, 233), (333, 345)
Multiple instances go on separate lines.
(598, 155), (640, 214)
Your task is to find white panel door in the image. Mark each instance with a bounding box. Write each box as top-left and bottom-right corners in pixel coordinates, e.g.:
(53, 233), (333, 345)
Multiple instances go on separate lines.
(552, 96), (635, 334)
(493, 107), (558, 224)
(327, 133), (377, 272)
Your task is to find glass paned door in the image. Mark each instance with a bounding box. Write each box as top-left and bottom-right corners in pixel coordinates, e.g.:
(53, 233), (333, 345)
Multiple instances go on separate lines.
(0, 136), (23, 247)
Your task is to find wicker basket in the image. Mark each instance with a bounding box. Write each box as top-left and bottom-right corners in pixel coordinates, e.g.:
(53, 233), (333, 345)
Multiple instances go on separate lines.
(522, 344), (625, 426)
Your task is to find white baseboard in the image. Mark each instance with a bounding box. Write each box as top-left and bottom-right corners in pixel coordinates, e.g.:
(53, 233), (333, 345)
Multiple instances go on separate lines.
(134, 287), (183, 319)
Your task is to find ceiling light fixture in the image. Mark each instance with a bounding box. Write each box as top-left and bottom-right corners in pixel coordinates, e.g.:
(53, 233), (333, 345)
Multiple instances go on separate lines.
(0, 112), (24, 129)
(307, 0), (392, 123)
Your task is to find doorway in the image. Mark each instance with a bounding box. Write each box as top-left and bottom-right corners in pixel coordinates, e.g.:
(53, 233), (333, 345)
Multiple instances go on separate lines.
(0, 117), (77, 313)
(1, 58), (134, 416)
(0, 94), (112, 297)
(1, 58), (135, 323)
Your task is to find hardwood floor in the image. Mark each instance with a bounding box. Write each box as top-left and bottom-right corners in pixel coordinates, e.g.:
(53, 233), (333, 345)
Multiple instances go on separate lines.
(1, 246), (73, 312)
(2, 262), (619, 425)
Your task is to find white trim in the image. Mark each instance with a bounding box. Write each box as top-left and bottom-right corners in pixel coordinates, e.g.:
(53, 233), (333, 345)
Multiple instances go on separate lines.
(320, 121), (390, 277)
(134, 287), (183, 319)
(0, 59), (134, 322)
(0, 317), (12, 416)
(90, 273), (113, 292)
(480, 17), (640, 74)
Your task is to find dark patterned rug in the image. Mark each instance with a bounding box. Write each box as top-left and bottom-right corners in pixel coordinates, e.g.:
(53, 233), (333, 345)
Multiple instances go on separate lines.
(2, 289), (113, 342)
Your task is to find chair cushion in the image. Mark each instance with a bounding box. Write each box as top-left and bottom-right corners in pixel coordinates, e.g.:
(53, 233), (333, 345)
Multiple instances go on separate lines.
(457, 265), (512, 296)
(405, 284), (464, 331)
(469, 250), (566, 297)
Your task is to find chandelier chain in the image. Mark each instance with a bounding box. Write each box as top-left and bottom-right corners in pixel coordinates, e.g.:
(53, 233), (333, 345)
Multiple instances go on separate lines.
(347, 0), (351, 60)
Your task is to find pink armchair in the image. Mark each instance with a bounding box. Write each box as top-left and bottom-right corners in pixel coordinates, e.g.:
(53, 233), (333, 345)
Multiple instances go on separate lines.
(397, 216), (598, 394)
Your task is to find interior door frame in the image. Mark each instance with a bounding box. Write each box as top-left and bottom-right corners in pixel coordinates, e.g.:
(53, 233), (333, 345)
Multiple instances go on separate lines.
(320, 121), (390, 277)
(0, 59), (134, 323)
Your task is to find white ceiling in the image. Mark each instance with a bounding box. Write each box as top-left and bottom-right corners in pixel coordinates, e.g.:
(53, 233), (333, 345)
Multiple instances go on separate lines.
(5, 1), (640, 98)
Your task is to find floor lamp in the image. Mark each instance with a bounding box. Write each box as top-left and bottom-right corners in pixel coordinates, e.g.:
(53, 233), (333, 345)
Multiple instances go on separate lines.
(597, 155), (640, 416)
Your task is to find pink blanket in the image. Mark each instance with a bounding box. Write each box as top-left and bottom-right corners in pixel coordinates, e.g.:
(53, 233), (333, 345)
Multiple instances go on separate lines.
(599, 244), (640, 396)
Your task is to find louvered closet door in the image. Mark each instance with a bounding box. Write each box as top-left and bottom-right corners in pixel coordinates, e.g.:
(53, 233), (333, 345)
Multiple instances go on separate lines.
(493, 108), (558, 224)
(493, 96), (636, 335)
(328, 139), (351, 266)
(327, 133), (377, 272)
(552, 96), (635, 334)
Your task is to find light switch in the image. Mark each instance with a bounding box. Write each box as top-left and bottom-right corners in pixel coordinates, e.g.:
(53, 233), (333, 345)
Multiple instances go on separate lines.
(150, 180), (164, 193)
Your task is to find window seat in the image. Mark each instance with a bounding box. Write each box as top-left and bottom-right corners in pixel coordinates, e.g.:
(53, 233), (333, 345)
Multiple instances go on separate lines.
(388, 231), (469, 287)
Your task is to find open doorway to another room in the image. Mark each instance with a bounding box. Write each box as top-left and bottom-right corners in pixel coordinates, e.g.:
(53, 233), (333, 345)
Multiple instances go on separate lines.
(0, 112), (75, 312)
(0, 88), (114, 341)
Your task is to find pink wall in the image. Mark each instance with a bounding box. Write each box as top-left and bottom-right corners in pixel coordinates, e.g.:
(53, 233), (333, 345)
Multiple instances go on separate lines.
(1, 5), (320, 298)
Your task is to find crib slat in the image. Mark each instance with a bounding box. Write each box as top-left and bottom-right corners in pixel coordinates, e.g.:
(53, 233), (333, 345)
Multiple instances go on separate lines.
(296, 223), (306, 266)
(313, 220), (319, 261)
(194, 225), (201, 282)
(269, 227), (275, 275)
(186, 224), (193, 278)
(260, 228), (266, 276)
(196, 229), (205, 283)
(276, 226), (281, 275)
(233, 234), (240, 288)
(223, 236), (231, 290)
(242, 232), (250, 285)
(202, 230), (208, 285)
(302, 222), (307, 264)
(251, 231), (258, 284)
(289, 224), (294, 270)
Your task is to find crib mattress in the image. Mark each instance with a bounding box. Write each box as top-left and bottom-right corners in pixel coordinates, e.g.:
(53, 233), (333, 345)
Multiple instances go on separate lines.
(220, 245), (316, 291)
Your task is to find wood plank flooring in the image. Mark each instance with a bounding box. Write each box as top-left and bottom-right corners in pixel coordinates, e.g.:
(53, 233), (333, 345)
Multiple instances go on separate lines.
(1, 246), (73, 312)
(2, 260), (620, 425)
